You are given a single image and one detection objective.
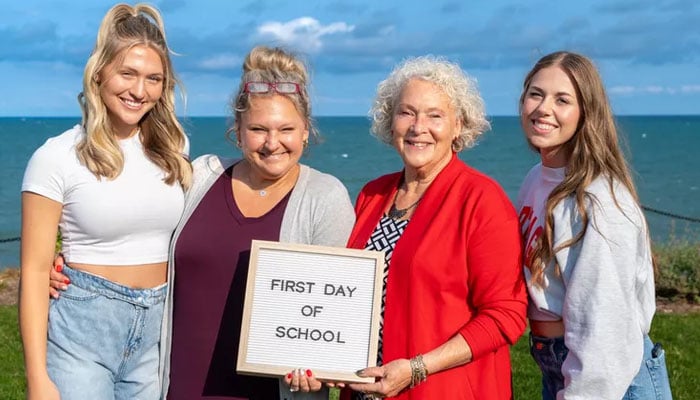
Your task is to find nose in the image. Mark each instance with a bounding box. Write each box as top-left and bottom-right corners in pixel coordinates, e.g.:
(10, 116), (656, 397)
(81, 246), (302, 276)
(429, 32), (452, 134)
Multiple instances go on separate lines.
(264, 130), (280, 149)
(129, 78), (146, 99)
(534, 96), (553, 116)
(410, 113), (428, 134)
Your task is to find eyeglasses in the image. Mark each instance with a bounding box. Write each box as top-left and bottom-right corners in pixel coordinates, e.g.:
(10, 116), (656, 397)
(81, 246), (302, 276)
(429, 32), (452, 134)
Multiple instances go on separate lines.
(243, 81), (301, 94)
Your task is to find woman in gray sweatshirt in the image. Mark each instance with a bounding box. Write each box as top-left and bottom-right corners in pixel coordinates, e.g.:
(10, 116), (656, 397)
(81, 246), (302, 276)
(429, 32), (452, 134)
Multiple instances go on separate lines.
(516, 51), (672, 400)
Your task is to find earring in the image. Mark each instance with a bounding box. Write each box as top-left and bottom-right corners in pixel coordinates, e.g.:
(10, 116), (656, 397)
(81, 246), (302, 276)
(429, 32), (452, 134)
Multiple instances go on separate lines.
(236, 140), (242, 149)
(303, 139), (308, 149)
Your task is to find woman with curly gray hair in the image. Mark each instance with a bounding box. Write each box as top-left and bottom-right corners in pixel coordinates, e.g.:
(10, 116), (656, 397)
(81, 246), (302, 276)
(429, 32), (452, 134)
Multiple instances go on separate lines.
(339, 56), (527, 399)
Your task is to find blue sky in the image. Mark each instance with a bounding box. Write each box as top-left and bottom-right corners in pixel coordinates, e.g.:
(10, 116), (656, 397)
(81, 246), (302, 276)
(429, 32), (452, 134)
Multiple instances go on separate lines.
(1, 0), (698, 117)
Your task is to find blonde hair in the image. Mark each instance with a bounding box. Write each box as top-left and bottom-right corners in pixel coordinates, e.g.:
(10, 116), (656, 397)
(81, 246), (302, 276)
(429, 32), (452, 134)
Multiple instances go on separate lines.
(521, 51), (641, 287)
(369, 55), (490, 152)
(228, 46), (318, 142)
(78, 3), (191, 188)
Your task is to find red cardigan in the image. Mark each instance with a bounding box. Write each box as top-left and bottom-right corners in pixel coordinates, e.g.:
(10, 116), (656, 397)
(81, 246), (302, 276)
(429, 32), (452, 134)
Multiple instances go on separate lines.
(347, 154), (527, 399)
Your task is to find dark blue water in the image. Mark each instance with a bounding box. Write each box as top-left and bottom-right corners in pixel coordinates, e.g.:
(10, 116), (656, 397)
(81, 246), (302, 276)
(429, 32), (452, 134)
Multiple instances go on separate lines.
(2, 116), (698, 268)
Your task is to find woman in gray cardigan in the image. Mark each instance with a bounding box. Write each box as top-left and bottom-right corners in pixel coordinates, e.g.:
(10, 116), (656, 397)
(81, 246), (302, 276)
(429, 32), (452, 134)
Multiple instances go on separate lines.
(159, 47), (355, 400)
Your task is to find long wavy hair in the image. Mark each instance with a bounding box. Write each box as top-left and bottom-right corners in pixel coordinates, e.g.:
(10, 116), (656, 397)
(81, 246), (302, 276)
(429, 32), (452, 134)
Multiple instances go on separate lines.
(78, 3), (191, 188)
(521, 51), (640, 287)
(227, 46), (318, 143)
(369, 55), (490, 152)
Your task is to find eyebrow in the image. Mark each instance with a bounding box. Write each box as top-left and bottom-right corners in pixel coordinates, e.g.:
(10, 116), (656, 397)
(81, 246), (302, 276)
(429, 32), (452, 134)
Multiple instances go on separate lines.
(396, 103), (447, 113)
(529, 85), (575, 97)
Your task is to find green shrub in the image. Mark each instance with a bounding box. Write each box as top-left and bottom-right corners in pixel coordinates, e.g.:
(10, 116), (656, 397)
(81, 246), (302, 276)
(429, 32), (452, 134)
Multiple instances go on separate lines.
(654, 239), (700, 300)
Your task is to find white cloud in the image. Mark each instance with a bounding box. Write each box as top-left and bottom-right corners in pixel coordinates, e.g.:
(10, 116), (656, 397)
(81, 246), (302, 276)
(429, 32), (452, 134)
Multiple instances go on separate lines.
(609, 84), (700, 95)
(198, 54), (243, 70)
(609, 85), (636, 94)
(256, 17), (355, 53)
(644, 85), (665, 94)
(681, 85), (700, 93)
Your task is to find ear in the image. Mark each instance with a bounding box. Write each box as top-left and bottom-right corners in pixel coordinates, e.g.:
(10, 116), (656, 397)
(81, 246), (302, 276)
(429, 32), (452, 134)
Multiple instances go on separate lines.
(454, 116), (462, 141)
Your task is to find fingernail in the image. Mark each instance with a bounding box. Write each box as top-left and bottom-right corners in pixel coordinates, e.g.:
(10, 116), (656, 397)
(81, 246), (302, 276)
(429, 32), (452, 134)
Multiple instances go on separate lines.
(286, 373), (292, 379)
(296, 368), (302, 375)
(355, 369), (365, 377)
(64, 279), (71, 284)
(56, 264), (63, 272)
(61, 285), (67, 290)
(306, 369), (312, 377)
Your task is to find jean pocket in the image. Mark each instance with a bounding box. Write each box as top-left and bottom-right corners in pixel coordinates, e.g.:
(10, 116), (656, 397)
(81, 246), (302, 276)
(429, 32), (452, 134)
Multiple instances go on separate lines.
(625, 344), (673, 400)
(58, 282), (101, 302)
(646, 347), (673, 399)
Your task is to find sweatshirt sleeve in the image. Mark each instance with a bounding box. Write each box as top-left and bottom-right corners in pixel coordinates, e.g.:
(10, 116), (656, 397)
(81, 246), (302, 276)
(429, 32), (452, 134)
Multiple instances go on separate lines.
(554, 187), (649, 400)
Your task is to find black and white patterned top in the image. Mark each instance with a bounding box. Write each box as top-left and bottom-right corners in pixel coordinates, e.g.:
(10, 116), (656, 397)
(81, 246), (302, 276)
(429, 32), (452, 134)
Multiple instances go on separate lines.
(354, 214), (408, 400)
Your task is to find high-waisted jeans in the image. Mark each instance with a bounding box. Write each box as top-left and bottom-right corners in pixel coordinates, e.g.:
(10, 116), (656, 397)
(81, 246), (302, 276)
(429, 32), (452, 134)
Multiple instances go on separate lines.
(47, 264), (166, 400)
(530, 333), (673, 400)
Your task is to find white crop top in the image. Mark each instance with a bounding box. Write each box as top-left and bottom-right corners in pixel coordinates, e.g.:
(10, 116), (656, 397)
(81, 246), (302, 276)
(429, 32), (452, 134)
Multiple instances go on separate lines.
(22, 125), (187, 265)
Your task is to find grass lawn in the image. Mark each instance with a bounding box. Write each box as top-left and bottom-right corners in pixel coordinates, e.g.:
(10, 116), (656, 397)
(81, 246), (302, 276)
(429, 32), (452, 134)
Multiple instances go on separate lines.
(1, 306), (697, 399)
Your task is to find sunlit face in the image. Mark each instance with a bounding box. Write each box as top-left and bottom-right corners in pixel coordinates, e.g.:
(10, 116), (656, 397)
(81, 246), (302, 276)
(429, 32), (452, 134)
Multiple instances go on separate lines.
(236, 95), (309, 182)
(520, 66), (581, 167)
(391, 78), (461, 176)
(99, 45), (164, 139)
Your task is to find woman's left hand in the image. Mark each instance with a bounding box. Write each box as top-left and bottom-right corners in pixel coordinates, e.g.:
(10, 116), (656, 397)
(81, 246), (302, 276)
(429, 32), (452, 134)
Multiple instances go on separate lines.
(284, 368), (323, 393)
(348, 358), (412, 398)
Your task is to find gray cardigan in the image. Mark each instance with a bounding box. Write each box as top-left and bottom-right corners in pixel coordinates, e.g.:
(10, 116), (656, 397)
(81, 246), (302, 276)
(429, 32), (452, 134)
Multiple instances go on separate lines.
(159, 154), (355, 399)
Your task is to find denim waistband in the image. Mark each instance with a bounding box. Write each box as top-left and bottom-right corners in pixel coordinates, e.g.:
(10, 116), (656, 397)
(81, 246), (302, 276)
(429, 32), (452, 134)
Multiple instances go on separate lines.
(529, 332), (653, 353)
(63, 264), (167, 307)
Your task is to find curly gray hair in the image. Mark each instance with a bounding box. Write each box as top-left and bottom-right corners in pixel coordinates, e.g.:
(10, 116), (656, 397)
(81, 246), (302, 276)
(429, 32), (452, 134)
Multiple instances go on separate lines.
(369, 56), (490, 152)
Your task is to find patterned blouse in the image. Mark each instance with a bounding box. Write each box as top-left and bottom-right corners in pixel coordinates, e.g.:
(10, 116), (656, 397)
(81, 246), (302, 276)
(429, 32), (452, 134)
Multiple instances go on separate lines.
(354, 214), (408, 400)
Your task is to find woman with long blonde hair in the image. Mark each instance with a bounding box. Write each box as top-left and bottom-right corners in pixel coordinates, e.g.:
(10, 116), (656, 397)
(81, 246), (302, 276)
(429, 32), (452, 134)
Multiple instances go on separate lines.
(20, 3), (190, 399)
(517, 51), (672, 399)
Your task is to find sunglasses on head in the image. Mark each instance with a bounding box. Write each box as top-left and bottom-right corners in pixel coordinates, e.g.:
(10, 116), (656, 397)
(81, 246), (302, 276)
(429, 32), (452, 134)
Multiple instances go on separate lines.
(243, 81), (300, 94)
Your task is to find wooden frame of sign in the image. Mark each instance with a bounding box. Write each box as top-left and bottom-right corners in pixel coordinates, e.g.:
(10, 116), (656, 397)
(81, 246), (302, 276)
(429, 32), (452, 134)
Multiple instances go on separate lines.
(237, 240), (385, 383)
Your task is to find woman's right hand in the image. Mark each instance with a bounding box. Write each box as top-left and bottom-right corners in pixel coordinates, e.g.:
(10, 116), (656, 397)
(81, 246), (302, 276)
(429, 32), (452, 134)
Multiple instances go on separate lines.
(27, 375), (60, 400)
(49, 254), (70, 299)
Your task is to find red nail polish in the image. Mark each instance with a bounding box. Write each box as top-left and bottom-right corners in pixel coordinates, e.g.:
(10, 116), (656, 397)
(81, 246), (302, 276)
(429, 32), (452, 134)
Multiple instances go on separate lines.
(56, 264), (63, 272)
(64, 279), (71, 284)
(306, 369), (312, 377)
(286, 373), (292, 380)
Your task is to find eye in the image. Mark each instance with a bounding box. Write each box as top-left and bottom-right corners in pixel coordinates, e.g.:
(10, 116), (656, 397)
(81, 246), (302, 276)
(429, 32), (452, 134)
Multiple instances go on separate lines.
(556, 97), (571, 105)
(147, 75), (164, 83)
(429, 112), (443, 119)
(527, 90), (542, 98)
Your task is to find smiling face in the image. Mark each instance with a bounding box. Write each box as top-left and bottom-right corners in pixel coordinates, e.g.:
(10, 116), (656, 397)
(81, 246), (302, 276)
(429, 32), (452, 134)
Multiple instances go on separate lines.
(236, 94), (309, 183)
(98, 44), (164, 139)
(520, 65), (581, 167)
(391, 78), (461, 178)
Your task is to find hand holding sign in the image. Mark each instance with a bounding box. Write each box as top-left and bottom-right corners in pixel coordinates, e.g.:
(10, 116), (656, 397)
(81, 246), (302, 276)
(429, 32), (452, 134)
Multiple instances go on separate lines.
(237, 240), (384, 383)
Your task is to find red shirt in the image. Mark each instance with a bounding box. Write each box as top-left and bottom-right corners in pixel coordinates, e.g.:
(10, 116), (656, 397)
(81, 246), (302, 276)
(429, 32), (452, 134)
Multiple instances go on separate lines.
(347, 154), (527, 399)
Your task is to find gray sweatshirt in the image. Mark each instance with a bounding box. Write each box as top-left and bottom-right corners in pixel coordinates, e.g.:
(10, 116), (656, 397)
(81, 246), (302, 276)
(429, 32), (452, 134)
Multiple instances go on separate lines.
(517, 163), (656, 400)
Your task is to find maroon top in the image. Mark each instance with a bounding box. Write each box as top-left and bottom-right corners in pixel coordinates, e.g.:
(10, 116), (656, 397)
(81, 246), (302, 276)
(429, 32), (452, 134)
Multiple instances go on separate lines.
(168, 166), (290, 400)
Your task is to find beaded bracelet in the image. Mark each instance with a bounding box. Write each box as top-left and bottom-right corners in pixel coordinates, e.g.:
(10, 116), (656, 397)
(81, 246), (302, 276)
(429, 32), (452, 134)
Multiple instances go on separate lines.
(409, 354), (428, 388)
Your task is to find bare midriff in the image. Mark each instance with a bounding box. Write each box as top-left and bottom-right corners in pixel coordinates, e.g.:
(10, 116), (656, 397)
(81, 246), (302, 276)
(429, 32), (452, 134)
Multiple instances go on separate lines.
(69, 262), (167, 289)
(530, 319), (565, 338)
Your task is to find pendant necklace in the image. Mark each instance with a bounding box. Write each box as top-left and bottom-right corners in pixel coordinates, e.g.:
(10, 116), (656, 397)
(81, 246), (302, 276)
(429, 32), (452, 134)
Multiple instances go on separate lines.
(258, 190), (267, 197)
(387, 190), (421, 219)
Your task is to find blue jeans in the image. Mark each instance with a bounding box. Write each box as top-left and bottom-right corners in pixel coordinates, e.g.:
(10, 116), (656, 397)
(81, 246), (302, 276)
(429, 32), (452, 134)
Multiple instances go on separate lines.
(530, 333), (672, 400)
(47, 265), (166, 400)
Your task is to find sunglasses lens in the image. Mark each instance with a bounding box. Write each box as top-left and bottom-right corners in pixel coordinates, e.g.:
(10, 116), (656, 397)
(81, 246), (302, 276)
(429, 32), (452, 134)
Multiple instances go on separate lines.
(247, 82), (270, 93)
(275, 82), (297, 93)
